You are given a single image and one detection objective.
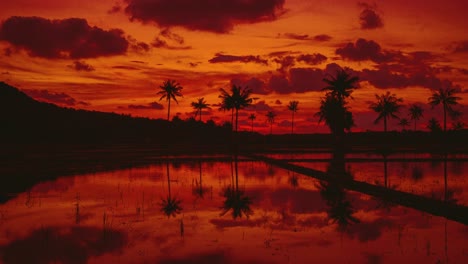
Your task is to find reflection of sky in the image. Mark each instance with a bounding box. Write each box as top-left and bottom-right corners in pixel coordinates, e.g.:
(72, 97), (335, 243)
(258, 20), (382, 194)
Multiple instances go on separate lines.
(1, 159), (467, 263)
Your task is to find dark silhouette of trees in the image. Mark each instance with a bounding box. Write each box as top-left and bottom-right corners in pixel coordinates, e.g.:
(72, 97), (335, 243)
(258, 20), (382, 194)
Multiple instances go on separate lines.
(398, 118), (410, 131)
(316, 95), (354, 135)
(427, 117), (442, 133)
(318, 69), (359, 144)
(219, 85), (254, 132)
(428, 88), (462, 132)
(191, 97), (210, 122)
(220, 155), (253, 219)
(266, 111), (276, 135)
(160, 163), (182, 218)
(408, 104), (424, 131)
(287, 100), (299, 134)
(157, 80), (183, 121)
(248, 113), (256, 132)
(369, 92), (403, 132)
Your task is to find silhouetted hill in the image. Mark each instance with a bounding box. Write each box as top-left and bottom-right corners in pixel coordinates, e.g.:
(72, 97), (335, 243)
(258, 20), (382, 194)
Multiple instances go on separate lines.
(0, 82), (231, 144)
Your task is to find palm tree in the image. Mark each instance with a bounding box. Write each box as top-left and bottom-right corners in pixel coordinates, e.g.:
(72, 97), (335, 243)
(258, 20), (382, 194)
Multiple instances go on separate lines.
(428, 88), (462, 132)
(322, 69), (359, 102)
(248, 113), (256, 132)
(191, 97), (210, 121)
(287, 100), (299, 134)
(427, 117), (442, 133)
(157, 80), (183, 120)
(219, 85), (254, 132)
(319, 69), (359, 144)
(398, 118), (410, 131)
(160, 163), (182, 218)
(408, 104), (424, 131)
(369, 92), (403, 132)
(316, 95), (354, 135)
(266, 111), (276, 135)
(220, 155), (253, 219)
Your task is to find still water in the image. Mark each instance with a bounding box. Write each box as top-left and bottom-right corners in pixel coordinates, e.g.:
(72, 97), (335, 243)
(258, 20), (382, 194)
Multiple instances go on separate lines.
(0, 154), (467, 263)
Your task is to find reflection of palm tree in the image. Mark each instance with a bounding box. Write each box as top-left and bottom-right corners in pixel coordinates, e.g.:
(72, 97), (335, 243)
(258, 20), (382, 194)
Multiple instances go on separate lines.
(220, 155), (253, 219)
(266, 111), (276, 135)
(408, 104), (424, 131)
(287, 100), (299, 134)
(248, 113), (256, 132)
(191, 97), (210, 121)
(369, 92), (403, 132)
(428, 88), (462, 132)
(193, 161), (208, 199)
(318, 148), (359, 231)
(219, 85), (254, 132)
(157, 80), (183, 121)
(160, 163), (182, 218)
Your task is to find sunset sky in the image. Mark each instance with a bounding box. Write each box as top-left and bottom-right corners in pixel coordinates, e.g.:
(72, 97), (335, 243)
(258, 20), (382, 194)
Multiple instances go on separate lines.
(1, 0), (467, 133)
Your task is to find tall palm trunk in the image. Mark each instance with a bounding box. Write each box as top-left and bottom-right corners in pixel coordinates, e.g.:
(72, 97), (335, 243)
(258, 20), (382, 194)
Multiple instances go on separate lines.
(166, 163), (171, 198)
(231, 109), (234, 131)
(235, 108), (239, 132)
(291, 112), (295, 134)
(251, 119), (254, 132)
(167, 99), (171, 121)
(234, 155), (239, 192)
(384, 116), (387, 132)
(414, 119), (417, 131)
(443, 104), (447, 132)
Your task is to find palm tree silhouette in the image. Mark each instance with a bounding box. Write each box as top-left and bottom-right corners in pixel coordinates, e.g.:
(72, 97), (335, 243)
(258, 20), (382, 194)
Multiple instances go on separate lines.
(369, 91), (403, 132)
(193, 161), (208, 199)
(427, 117), (442, 133)
(398, 118), (410, 131)
(248, 113), (256, 132)
(408, 104), (424, 131)
(157, 80), (183, 121)
(322, 69), (359, 102)
(220, 155), (253, 219)
(160, 162), (182, 218)
(428, 88), (462, 132)
(287, 100), (299, 134)
(316, 95), (354, 136)
(219, 85), (254, 132)
(266, 111), (276, 135)
(191, 97), (210, 121)
(319, 69), (359, 144)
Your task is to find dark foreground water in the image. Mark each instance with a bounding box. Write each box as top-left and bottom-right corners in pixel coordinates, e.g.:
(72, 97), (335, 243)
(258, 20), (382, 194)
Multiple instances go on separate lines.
(0, 153), (467, 263)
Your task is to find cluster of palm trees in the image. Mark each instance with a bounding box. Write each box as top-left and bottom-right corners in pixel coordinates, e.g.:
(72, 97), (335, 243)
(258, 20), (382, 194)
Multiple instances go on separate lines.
(368, 88), (462, 132)
(156, 73), (463, 134)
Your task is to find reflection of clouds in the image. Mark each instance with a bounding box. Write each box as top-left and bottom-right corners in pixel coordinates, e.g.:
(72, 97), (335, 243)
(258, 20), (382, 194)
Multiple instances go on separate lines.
(346, 218), (395, 242)
(158, 249), (273, 264)
(0, 226), (127, 264)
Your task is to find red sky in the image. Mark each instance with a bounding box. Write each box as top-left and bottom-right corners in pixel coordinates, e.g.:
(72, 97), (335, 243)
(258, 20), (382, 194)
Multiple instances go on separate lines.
(1, 0), (467, 134)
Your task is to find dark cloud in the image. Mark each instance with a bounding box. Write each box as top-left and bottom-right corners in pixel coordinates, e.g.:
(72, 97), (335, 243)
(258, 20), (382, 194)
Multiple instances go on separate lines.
(108, 3), (122, 14)
(130, 41), (151, 53)
(231, 77), (269, 95)
(127, 102), (164, 110)
(314, 34), (332, 42)
(124, 0), (286, 33)
(112, 65), (140, 70)
(289, 67), (325, 93)
(209, 53), (268, 65)
(22, 89), (89, 106)
(358, 2), (384, 29)
(152, 28), (191, 50)
(273, 55), (295, 72)
(297, 53), (327, 65)
(246, 100), (274, 112)
(452, 41), (468, 53)
(275, 100), (282, 105)
(268, 75), (290, 94)
(280, 33), (309, 40)
(0, 16), (129, 59)
(336, 38), (403, 63)
(70, 61), (95, 72)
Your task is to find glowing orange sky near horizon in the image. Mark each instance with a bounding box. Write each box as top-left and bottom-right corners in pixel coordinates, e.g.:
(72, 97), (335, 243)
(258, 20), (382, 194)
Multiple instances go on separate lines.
(0, 0), (467, 134)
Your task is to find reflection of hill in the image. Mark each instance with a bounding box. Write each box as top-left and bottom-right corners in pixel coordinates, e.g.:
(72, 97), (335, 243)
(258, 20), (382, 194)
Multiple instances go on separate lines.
(0, 82), (230, 144)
